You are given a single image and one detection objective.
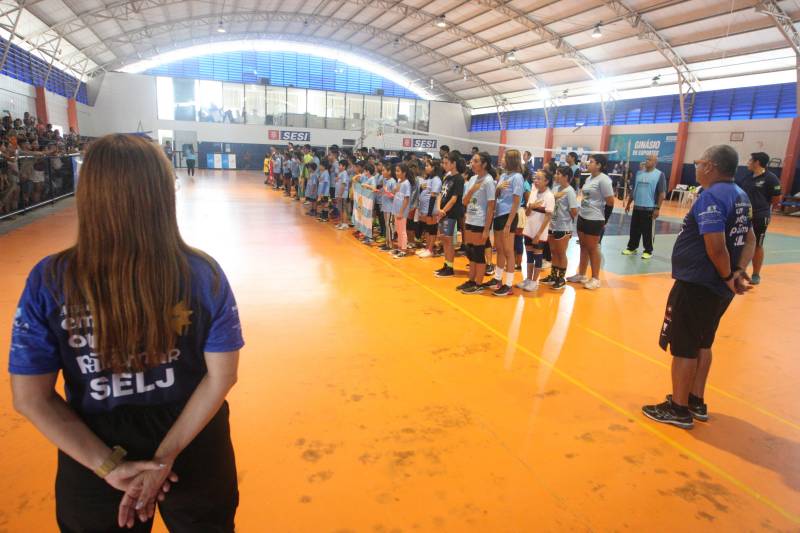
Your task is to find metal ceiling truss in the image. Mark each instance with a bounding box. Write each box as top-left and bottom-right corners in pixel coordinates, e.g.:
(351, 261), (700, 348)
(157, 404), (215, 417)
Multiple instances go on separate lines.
(78, 11), (519, 106)
(602, 0), (697, 121)
(0, 0), (24, 71)
(471, 0), (601, 81)
(340, 0), (548, 94)
(755, 0), (800, 56)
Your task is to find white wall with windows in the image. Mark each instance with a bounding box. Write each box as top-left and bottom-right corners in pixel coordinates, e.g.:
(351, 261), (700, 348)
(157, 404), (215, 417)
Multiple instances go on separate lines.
(153, 75), (430, 132)
(80, 72), (468, 152)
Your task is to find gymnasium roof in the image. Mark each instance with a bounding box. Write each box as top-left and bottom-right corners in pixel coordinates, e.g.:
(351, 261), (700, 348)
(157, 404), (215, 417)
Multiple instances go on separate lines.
(1, 0), (799, 109)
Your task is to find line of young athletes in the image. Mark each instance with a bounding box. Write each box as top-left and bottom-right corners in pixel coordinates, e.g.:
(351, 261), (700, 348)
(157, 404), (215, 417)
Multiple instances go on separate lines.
(263, 144), (616, 295)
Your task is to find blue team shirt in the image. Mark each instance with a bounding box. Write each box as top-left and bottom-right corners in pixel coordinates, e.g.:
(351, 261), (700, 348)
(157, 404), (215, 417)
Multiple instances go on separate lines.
(335, 171), (350, 199)
(305, 171), (318, 199)
(419, 176), (442, 216)
(317, 170), (330, 198)
(495, 172), (525, 217)
(290, 160), (300, 178)
(382, 177), (396, 211)
(9, 255), (244, 414)
(671, 182), (752, 297)
(633, 169), (666, 209)
(393, 179), (412, 217)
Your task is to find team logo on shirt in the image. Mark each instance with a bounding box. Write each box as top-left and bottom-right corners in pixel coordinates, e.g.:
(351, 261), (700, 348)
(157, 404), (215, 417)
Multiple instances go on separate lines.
(171, 301), (193, 336)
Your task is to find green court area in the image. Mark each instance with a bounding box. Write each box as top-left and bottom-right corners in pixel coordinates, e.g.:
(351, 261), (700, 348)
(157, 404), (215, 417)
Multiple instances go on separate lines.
(568, 213), (800, 277)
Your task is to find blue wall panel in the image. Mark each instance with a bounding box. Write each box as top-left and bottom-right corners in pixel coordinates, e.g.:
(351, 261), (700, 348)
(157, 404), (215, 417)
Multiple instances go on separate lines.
(471, 83), (798, 131)
(0, 37), (88, 104)
(143, 50), (420, 99)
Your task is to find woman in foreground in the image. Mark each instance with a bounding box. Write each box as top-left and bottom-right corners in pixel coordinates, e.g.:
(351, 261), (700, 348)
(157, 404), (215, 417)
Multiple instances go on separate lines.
(8, 134), (244, 532)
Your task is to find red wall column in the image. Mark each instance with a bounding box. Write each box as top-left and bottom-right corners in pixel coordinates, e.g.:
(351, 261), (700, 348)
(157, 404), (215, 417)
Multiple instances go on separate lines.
(67, 98), (78, 132)
(35, 86), (49, 125)
(780, 116), (800, 194)
(542, 127), (554, 164)
(669, 121), (689, 192)
(599, 124), (611, 153)
(498, 129), (508, 162)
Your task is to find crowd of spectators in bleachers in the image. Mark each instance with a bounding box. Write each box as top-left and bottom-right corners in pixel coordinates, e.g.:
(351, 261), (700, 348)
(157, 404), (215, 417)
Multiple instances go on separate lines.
(0, 111), (82, 220)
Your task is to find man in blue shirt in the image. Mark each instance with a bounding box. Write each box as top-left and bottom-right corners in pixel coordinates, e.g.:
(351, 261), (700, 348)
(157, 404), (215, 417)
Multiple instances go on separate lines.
(735, 152), (782, 285)
(642, 145), (755, 430)
(623, 155), (666, 259)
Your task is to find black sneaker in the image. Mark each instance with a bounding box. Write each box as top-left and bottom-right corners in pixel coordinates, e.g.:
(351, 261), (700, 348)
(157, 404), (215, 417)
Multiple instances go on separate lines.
(642, 400), (694, 429)
(514, 264), (522, 271)
(551, 278), (566, 291)
(485, 264), (495, 276)
(481, 278), (501, 289)
(461, 283), (484, 295)
(435, 266), (455, 278)
(456, 280), (474, 291)
(666, 394), (708, 422)
(540, 273), (557, 285)
(493, 284), (512, 297)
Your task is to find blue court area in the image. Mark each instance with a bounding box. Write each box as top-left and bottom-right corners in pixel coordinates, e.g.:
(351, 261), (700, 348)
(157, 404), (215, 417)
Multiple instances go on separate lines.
(565, 212), (800, 276)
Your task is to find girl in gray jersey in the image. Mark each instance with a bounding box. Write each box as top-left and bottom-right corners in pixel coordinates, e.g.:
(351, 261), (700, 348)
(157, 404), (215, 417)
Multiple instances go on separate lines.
(545, 166), (580, 290)
(568, 154), (615, 290)
(458, 152), (496, 294)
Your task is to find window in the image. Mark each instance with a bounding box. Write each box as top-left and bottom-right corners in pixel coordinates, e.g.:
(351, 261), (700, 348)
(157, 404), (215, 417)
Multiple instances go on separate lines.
(364, 95), (381, 126)
(222, 83), (245, 123)
(346, 94), (364, 131)
(266, 86), (287, 126)
(307, 89), (326, 129)
(172, 78), (196, 121)
(158, 129), (174, 146)
(414, 100), (429, 132)
(244, 84), (266, 124)
(287, 88), (307, 127)
(156, 77), (175, 120)
(196, 80), (223, 122)
(381, 97), (398, 132)
(398, 98), (415, 131)
(326, 92), (345, 129)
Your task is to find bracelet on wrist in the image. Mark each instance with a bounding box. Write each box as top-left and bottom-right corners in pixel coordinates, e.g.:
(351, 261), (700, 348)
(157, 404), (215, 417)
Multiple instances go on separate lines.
(95, 445), (127, 478)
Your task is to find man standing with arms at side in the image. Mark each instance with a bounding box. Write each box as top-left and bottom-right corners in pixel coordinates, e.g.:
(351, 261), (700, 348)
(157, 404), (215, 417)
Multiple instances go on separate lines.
(735, 152), (782, 285)
(622, 154), (666, 259)
(642, 145), (755, 429)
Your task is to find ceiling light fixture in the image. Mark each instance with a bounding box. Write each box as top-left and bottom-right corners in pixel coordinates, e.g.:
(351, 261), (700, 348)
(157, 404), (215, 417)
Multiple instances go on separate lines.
(591, 23), (602, 39)
(463, 71), (468, 81)
(651, 74), (661, 87)
(216, 21), (226, 33)
(429, 78), (434, 89)
(434, 15), (447, 28)
(507, 49), (517, 62)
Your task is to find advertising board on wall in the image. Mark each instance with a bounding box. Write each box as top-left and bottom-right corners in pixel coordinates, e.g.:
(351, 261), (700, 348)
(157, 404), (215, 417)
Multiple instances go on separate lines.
(608, 133), (677, 163)
(268, 130), (312, 143)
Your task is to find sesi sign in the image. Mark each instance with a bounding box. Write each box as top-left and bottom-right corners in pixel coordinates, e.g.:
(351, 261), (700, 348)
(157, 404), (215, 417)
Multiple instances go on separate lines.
(402, 137), (438, 150)
(268, 130), (311, 142)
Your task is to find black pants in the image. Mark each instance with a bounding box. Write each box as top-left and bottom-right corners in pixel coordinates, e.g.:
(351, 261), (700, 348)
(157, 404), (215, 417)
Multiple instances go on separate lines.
(186, 160), (195, 176)
(56, 402), (238, 533)
(375, 203), (385, 237)
(627, 208), (656, 253)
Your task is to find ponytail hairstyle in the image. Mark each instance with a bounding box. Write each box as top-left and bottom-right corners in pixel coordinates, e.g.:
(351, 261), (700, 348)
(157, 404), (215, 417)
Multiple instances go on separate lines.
(447, 151), (467, 176)
(589, 153), (608, 172)
(475, 151), (494, 177)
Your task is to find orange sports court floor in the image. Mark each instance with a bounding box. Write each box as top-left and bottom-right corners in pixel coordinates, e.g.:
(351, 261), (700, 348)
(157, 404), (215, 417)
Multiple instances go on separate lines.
(1, 169), (798, 532)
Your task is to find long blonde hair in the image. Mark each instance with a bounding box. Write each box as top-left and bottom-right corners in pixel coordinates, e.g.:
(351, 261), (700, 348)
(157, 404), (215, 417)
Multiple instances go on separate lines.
(51, 134), (216, 372)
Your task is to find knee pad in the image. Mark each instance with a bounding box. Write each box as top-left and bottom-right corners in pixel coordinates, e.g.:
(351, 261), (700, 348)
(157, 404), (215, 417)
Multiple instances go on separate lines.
(533, 252), (543, 269)
(465, 244), (476, 262)
(472, 244), (486, 264)
(526, 250), (535, 264)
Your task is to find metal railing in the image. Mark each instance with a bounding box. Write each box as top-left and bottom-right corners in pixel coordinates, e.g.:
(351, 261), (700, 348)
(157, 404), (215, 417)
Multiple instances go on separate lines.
(0, 153), (80, 221)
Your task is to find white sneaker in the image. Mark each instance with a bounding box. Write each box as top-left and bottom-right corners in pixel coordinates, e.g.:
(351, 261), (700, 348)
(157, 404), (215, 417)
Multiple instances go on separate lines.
(514, 279), (527, 289)
(542, 260), (552, 269)
(567, 274), (588, 284)
(415, 249), (425, 256)
(583, 278), (601, 290)
(523, 280), (539, 292)
(418, 250), (432, 258)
